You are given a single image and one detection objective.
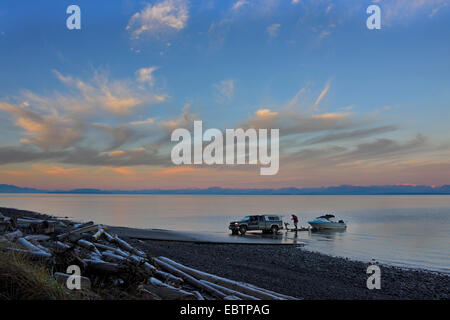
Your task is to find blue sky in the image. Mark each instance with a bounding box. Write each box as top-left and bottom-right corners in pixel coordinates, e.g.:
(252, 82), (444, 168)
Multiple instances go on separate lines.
(0, 0), (449, 189)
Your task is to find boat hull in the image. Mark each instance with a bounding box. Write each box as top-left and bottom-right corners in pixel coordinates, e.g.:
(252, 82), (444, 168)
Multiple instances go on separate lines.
(308, 221), (347, 230)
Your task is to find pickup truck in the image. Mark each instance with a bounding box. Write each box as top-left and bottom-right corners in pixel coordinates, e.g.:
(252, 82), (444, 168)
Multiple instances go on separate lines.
(229, 215), (283, 235)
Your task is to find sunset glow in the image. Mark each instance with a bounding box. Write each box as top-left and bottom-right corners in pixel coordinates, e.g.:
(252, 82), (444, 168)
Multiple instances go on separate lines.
(0, 0), (449, 190)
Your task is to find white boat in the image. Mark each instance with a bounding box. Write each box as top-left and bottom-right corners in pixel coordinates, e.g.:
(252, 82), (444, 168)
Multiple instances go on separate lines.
(308, 214), (347, 230)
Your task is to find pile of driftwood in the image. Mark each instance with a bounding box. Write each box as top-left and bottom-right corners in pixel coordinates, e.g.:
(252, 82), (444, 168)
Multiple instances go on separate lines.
(0, 212), (296, 300)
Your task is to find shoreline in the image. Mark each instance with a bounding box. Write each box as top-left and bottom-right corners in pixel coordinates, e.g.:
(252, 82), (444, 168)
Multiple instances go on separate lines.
(107, 225), (304, 245)
(1, 206), (449, 299)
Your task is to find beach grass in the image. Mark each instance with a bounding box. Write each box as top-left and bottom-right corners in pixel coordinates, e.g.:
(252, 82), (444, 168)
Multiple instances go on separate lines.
(0, 245), (83, 300)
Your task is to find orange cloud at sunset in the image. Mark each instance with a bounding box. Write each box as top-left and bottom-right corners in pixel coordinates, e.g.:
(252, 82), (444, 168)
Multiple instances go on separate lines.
(43, 166), (81, 175)
(153, 166), (199, 176)
(103, 166), (136, 175)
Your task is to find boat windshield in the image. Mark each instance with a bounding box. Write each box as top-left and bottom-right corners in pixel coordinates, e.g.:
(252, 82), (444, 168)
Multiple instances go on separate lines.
(316, 214), (336, 221)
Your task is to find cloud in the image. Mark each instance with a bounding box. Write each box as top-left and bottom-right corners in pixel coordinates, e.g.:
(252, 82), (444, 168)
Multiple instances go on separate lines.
(240, 82), (351, 137)
(302, 125), (398, 145)
(102, 166), (135, 175)
(373, 0), (449, 24)
(129, 118), (156, 126)
(1, 170), (28, 176)
(286, 87), (307, 109)
(318, 30), (331, 40)
(244, 109), (279, 129)
(266, 23), (281, 38)
(234, 81), (430, 179)
(429, 3), (448, 17)
(0, 142), (171, 168)
(0, 146), (65, 165)
(214, 80), (235, 103)
(207, 18), (233, 49)
(312, 82), (330, 110)
(0, 67), (172, 165)
(284, 145), (347, 164)
(160, 103), (197, 133)
(337, 134), (428, 162)
(93, 123), (143, 151)
(126, 0), (189, 39)
(43, 166), (81, 175)
(242, 107), (351, 138)
(232, 0), (249, 10)
(64, 147), (169, 167)
(280, 112), (350, 136)
(54, 70), (166, 115)
(208, 0), (281, 49)
(136, 66), (159, 86)
(153, 166), (198, 176)
(0, 102), (83, 150)
(284, 135), (430, 169)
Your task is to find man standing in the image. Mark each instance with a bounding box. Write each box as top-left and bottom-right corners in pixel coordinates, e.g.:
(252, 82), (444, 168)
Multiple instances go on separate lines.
(291, 214), (299, 230)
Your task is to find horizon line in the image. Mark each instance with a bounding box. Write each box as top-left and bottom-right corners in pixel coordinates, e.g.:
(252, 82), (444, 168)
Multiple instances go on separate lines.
(1, 183), (450, 195)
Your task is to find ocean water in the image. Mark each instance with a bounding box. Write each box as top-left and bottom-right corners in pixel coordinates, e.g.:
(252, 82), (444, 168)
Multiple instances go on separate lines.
(1, 194), (449, 274)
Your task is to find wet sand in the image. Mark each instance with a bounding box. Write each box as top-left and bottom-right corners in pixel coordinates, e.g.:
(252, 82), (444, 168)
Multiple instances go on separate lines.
(108, 226), (305, 245)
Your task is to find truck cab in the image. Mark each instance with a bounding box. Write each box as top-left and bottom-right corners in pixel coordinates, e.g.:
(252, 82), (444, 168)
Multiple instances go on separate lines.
(229, 215), (283, 235)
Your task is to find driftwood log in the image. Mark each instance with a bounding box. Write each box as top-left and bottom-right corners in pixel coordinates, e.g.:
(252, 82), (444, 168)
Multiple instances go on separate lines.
(141, 277), (197, 300)
(71, 221), (94, 230)
(24, 234), (50, 242)
(16, 237), (42, 252)
(77, 239), (101, 256)
(92, 227), (105, 241)
(83, 258), (123, 273)
(153, 257), (227, 299)
(0, 211), (298, 300)
(17, 219), (56, 234)
(54, 272), (92, 289)
(4, 247), (52, 259)
(199, 279), (259, 300)
(57, 224), (100, 240)
(138, 286), (162, 300)
(156, 256), (297, 300)
(108, 235), (146, 258)
(55, 241), (71, 250)
(4, 230), (23, 241)
(193, 291), (205, 300)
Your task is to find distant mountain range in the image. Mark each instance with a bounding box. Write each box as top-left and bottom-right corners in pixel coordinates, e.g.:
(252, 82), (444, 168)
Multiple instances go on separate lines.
(1, 184), (450, 195)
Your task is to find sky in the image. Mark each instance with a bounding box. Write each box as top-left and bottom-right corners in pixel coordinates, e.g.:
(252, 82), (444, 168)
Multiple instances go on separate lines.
(0, 0), (449, 190)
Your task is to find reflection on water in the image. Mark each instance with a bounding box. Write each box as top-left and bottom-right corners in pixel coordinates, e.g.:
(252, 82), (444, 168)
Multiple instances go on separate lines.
(311, 229), (347, 241)
(0, 194), (449, 273)
(226, 231), (298, 244)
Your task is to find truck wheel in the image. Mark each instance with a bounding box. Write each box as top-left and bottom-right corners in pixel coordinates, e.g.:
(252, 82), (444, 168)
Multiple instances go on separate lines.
(239, 225), (247, 235)
(271, 226), (279, 234)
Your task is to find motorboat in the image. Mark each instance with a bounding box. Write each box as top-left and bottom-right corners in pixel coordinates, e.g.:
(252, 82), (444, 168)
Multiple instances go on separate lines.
(308, 214), (347, 230)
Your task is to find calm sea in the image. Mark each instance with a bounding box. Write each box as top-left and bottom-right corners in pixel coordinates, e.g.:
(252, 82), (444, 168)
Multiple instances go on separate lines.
(1, 194), (449, 274)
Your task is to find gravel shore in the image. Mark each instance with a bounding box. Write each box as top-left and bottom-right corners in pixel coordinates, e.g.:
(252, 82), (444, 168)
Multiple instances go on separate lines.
(130, 239), (450, 300)
(1, 207), (449, 300)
